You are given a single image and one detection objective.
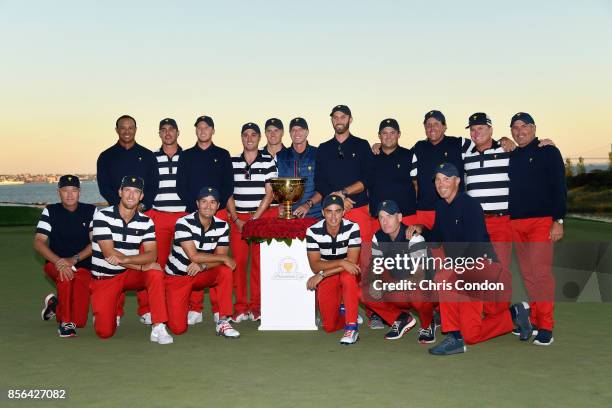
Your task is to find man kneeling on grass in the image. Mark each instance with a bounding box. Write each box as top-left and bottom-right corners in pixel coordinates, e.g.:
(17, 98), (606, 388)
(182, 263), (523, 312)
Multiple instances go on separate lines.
(426, 163), (532, 356)
(90, 176), (173, 344)
(34, 175), (96, 338)
(306, 194), (362, 345)
(362, 199), (437, 343)
(164, 187), (239, 338)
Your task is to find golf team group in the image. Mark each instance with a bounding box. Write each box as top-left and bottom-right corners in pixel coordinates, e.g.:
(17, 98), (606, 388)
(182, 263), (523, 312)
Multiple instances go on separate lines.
(33, 104), (566, 355)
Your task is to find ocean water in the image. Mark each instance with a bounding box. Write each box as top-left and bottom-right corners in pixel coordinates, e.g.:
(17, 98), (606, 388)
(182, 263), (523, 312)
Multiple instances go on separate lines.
(0, 181), (104, 205)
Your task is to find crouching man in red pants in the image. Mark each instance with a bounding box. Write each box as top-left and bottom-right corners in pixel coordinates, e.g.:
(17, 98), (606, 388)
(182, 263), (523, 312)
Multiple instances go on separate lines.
(426, 164), (532, 356)
(164, 187), (239, 338)
(306, 194), (362, 345)
(90, 176), (172, 344)
(33, 175), (96, 337)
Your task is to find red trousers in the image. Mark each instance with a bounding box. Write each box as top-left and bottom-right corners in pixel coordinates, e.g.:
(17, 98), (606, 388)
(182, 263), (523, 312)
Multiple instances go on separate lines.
(137, 210), (188, 316)
(441, 300), (514, 345)
(344, 205), (373, 243)
(416, 210), (436, 230)
(165, 265), (233, 335)
(437, 267), (513, 345)
(188, 208), (229, 314)
(43, 263), (91, 327)
(484, 215), (512, 314)
(229, 208), (277, 315)
(90, 268), (168, 339)
(511, 217), (555, 331)
(317, 271), (360, 333)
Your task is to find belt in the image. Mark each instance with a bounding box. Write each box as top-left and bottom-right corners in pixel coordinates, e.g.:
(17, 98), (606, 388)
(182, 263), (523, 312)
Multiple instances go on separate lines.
(484, 212), (508, 218)
(92, 275), (116, 280)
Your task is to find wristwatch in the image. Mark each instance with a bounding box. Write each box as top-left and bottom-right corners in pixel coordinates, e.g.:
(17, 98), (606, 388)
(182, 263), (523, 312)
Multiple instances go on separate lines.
(306, 199), (313, 208)
(73, 254), (80, 263)
(556, 219), (564, 225)
(318, 271), (325, 279)
(341, 188), (348, 196)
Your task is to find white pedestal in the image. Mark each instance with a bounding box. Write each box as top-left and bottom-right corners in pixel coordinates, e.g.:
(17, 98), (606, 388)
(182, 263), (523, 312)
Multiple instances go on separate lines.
(259, 239), (318, 330)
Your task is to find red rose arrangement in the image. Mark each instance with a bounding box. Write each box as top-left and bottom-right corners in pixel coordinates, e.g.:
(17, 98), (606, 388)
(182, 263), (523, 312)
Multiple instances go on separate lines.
(242, 217), (319, 245)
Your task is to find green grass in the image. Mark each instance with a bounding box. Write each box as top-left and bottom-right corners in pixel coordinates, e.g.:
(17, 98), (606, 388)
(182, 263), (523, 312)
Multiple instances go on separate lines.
(1, 223), (611, 407)
(0, 206), (43, 226)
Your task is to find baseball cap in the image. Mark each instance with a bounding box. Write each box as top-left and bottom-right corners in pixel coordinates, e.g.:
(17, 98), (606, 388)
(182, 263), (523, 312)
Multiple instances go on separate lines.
(423, 110), (446, 126)
(265, 118), (284, 130)
(466, 113), (492, 129)
(194, 115), (215, 128)
(434, 162), (460, 179)
(197, 186), (220, 201)
(330, 105), (352, 117)
(322, 194), (344, 210)
(159, 118), (178, 130)
(120, 175), (145, 191)
(58, 175), (80, 188)
(510, 112), (535, 127)
(290, 117), (308, 130)
(376, 200), (400, 216)
(241, 122), (261, 135)
(379, 118), (400, 132)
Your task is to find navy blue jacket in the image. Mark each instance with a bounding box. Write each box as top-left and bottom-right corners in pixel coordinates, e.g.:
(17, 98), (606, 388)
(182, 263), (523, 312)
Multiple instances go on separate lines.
(509, 137), (567, 220)
(96, 142), (158, 210)
(367, 146), (417, 217)
(176, 143), (234, 213)
(314, 134), (372, 208)
(412, 136), (469, 211)
(429, 192), (497, 261)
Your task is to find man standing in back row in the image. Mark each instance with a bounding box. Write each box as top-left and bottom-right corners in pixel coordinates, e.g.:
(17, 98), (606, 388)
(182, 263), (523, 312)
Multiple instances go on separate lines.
(315, 105), (374, 242)
(508, 112), (566, 346)
(97, 115), (158, 211)
(137, 118), (189, 326)
(225, 122), (277, 322)
(176, 115), (234, 324)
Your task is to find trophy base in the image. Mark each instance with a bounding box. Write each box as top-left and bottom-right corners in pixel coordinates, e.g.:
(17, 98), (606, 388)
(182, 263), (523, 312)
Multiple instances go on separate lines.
(279, 202), (296, 219)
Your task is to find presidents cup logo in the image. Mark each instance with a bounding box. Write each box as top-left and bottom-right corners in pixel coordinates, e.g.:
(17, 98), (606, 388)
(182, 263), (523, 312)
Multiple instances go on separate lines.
(273, 257), (306, 280)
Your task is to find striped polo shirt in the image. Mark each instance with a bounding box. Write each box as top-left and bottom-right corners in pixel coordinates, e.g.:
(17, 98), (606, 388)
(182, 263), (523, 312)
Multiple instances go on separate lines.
(231, 151), (278, 213)
(463, 139), (510, 214)
(306, 219), (361, 260)
(372, 223), (429, 278)
(91, 206), (156, 277)
(165, 214), (230, 276)
(152, 146), (185, 212)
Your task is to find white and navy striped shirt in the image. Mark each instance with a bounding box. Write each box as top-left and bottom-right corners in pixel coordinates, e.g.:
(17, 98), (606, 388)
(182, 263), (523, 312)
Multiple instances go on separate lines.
(165, 214), (230, 276)
(306, 219), (361, 261)
(152, 146), (185, 212)
(463, 139), (510, 214)
(91, 206), (156, 276)
(232, 151), (278, 213)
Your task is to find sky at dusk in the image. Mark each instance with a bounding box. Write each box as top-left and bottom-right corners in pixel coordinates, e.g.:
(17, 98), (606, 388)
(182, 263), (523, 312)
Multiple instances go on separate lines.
(1, 0), (611, 173)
